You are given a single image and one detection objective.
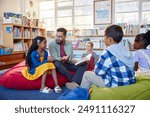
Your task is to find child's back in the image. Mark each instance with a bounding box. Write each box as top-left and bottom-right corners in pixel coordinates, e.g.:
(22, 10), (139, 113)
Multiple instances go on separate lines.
(67, 25), (136, 90)
(95, 43), (135, 87)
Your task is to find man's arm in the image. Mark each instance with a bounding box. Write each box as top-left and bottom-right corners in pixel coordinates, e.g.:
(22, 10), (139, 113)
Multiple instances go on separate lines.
(68, 43), (74, 62)
(48, 42), (62, 61)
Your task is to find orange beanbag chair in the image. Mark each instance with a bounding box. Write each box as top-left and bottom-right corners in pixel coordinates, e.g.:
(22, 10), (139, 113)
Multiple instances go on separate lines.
(0, 61), (70, 90)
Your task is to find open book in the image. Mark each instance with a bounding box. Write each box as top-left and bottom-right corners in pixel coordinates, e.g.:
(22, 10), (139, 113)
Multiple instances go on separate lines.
(71, 53), (92, 66)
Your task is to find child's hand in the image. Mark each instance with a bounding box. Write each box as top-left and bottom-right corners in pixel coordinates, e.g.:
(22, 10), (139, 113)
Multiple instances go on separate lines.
(48, 56), (53, 62)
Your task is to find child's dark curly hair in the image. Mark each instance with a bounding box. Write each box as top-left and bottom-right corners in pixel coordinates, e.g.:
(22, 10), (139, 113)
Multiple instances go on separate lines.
(135, 30), (150, 49)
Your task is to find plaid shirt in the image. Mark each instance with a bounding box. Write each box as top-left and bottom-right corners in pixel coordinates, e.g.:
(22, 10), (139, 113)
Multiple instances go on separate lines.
(95, 50), (136, 87)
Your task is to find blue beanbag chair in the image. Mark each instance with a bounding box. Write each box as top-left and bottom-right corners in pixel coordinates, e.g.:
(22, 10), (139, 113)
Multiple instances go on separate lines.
(57, 87), (90, 100)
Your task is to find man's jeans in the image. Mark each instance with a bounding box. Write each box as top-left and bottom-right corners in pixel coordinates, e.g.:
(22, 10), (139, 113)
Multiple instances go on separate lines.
(54, 61), (87, 85)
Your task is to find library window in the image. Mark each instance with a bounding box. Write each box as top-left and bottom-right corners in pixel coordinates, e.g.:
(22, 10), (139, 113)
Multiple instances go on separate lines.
(39, 0), (93, 31)
(142, 0), (150, 23)
(39, 0), (55, 31)
(39, 0), (150, 31)
(115, 0), (139, 24)
(115, 0), (150, 25)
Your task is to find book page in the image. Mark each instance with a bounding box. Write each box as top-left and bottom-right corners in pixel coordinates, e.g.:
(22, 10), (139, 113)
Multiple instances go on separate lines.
(73, 53), (92, 66)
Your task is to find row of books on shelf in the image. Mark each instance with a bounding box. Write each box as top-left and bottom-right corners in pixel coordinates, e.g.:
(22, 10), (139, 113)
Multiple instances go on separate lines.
(3, 12), (22, 25)
(14, 42), (28, 52)
(67, 37), (134, 50)
(3, 12), (43, 28)
(32, 29), (43, 39)
(118, 23), (139, 35)
(139, 24), (150, 33)
(117, 23), (150, 35)
(24, 29), (31, 38)
(65, 26), (139, 37)
(13, 27), (43, 39)
(48, 24), (150, 38)
(46, 29), (104, 37)
(13, 27), (22, 38)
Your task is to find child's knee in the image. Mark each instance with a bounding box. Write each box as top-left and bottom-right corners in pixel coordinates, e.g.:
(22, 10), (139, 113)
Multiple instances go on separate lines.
(84, 71), (93, 76)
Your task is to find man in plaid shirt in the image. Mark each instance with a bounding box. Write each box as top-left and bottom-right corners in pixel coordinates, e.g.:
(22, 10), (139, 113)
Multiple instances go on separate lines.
(79, 25), (136, 89)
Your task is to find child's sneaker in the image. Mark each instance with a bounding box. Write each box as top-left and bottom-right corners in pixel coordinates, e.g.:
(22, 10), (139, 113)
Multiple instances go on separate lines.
(40, 87), (53, 93)
(54, 86), (62, 93)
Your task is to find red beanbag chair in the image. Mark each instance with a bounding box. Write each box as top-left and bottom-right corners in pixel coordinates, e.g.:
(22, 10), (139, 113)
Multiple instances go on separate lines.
(0, 61), (71, 90)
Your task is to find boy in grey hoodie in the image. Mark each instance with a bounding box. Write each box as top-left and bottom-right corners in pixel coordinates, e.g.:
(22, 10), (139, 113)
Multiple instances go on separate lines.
(81, 25), (136, 89)
(67, 25), (136, 89)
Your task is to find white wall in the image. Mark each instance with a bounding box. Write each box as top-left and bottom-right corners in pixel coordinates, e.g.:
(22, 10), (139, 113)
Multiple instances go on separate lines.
(0, 0), (23, 45)
(0, 0), (23, 17)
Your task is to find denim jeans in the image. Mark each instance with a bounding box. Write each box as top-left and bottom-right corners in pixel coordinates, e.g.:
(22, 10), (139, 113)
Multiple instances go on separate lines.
(54, 61), (87, 85)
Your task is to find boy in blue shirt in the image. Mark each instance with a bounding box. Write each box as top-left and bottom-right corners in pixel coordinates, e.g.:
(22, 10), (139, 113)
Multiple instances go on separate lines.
(67, 25), (136, 89)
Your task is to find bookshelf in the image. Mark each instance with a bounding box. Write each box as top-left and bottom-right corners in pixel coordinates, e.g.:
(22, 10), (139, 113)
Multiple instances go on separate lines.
(0, 52), (25, 70)
(2, 24), (46, 53)
(47, 35), (136, 52)
(66, 35), (136, 38)
(74, 48), (136, 51)
(66, 35), (135, 50)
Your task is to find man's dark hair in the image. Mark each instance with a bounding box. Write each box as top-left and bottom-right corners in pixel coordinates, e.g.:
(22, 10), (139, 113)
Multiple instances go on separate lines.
(105, 25), (124, 43)
(57, 28), (67, 36)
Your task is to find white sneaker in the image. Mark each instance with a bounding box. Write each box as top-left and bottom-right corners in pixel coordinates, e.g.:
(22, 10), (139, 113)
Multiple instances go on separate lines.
(54, 86), (62, 93)
(40, 87), (53, 93)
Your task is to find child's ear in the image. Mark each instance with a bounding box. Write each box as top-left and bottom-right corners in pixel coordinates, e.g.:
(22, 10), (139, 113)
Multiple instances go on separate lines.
(109, 37), (115, 43)
(107, 37), (112, 43)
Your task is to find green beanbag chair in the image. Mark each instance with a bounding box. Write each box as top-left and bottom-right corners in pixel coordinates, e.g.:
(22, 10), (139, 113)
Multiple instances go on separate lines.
(90, 75), (150, 100)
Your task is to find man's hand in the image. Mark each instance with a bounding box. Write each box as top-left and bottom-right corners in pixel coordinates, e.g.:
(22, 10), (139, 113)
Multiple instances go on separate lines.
(62, 56), (69, 61)
(48, 56), (54, 62)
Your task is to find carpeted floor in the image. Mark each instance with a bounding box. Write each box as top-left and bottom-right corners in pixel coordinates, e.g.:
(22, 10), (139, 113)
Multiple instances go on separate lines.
(0, 69), (71, 100)
(0, 86), (70, 100)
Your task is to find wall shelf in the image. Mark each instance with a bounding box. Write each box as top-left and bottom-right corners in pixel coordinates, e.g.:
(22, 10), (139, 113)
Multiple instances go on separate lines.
(48, 35), (136, 39)
(74, 48), (136, 51)
(2, 24), (46, 52)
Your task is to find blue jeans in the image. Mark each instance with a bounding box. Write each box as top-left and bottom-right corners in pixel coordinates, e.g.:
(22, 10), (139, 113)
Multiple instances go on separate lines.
(54, 61), (87, 85)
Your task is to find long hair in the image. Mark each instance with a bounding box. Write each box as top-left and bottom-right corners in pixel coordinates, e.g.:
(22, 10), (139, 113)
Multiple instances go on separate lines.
(26, 36), (46, 68)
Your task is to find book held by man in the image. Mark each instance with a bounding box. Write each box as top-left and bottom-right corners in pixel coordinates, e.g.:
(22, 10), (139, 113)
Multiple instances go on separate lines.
(71, 53), (92, 66)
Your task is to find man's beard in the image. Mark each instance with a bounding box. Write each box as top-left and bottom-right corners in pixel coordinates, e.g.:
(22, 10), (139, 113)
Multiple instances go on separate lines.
(56, 39), (63, 44)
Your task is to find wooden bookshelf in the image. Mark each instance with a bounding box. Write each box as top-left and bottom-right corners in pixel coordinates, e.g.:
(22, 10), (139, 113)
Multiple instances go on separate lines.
(2, 24), (46, 53)
(0, 52), (25, 70)
(47, 35), (135, 51)
(74, 48), (136, 51)
(48, 35), (136, 39)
